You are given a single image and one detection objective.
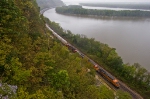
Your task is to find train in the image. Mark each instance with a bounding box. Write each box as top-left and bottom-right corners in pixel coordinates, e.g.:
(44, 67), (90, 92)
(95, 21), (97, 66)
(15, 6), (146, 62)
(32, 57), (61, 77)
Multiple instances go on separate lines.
(94, 65), (120, 88)
(67, 44), (77, 53)
(46, 24), (120, 88)
(46, 24), (77, 53)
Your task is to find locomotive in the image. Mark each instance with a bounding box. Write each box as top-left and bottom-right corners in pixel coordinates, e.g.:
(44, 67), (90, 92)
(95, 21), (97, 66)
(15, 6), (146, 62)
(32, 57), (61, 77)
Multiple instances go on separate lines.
(94, 65), (120, 88)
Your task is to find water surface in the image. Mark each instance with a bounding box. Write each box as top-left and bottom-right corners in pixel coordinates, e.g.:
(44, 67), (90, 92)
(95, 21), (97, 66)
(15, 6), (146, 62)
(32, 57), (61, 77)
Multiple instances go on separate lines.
(44, 8), (150, 71)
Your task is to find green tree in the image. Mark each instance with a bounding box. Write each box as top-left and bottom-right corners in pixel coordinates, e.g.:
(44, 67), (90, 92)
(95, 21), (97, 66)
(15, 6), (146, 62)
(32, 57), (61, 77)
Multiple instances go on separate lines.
(116, 90), (132, 99)
(99, 85), (115, 99)
(50, 70), (70, 90)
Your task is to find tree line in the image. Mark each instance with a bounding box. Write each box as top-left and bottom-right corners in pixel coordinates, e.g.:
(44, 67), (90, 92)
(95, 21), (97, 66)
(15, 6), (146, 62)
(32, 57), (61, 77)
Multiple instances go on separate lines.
(45, 18), (150, 99)
(56, 5), (150, 17)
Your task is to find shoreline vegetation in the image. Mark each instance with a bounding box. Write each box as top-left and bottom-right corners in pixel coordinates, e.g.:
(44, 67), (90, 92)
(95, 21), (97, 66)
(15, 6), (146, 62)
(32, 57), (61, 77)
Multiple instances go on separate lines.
(44, 10), (150, 98)
(55, 5), (150, 18)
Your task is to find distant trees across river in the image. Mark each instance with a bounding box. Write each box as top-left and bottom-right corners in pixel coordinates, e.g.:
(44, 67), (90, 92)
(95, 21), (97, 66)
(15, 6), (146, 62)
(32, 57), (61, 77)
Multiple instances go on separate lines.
(56, 5), (150, 18)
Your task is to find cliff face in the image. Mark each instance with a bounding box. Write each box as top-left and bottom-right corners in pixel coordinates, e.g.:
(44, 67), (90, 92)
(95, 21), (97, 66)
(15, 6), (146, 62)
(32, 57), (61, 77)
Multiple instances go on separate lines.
(36, 0), (64, 9)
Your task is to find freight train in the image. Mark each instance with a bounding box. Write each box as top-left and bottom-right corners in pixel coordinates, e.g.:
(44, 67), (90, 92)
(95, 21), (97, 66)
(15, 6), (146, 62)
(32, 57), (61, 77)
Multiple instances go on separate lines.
(67, 44), (77, 53)
(94, 65), (120, 88)
(46, 24), (77, 52)
(46, 24), (120, 88)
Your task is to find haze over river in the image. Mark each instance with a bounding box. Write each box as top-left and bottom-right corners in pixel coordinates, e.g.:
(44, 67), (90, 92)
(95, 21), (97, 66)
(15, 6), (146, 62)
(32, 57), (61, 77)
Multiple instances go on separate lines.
(44, 8), (150, 71)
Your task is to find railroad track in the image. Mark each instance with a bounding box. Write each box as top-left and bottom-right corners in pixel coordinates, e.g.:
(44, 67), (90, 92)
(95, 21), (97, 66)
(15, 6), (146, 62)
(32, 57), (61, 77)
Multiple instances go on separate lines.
(86, 56), (143, 99)
(77, 50), (143, 99)
(119, 81), (143, 99)
(45, 22), (143, 99)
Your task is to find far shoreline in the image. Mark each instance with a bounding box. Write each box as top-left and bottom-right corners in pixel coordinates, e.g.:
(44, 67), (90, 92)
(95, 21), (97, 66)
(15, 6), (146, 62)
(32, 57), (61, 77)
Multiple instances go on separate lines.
(55, 10), (150, 20)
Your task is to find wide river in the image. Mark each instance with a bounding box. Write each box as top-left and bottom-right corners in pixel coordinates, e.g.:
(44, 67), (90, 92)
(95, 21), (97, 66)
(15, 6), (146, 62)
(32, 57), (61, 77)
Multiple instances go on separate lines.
(44, 8), (150, 71)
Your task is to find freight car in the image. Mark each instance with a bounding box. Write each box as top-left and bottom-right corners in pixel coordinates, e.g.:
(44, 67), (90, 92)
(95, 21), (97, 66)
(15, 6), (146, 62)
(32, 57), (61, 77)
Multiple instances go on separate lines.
(55, 34), (68, 45)
(67, 44), (77, 53)
(52, 31), (77, 52)
(80, 53), (84, 58)
(49, 28), (68, 45)
(94, 65), (120, 88)
(46, 24), (78, 52)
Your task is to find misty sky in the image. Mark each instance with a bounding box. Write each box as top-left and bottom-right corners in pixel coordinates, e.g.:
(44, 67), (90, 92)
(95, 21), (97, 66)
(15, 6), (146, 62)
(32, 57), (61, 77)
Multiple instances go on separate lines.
(62, 0), (150, 2)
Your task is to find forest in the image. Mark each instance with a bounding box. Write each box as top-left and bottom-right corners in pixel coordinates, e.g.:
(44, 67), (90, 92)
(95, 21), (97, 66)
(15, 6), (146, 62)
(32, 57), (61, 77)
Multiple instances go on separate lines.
(56, 5), (150, 18)
(0, 0), (132, 99)
(45, 17), (150, 99)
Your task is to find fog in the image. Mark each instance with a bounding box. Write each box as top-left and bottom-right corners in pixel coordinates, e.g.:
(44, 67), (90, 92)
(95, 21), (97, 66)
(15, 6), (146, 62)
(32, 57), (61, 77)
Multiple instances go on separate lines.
(62, 0), (150, 3)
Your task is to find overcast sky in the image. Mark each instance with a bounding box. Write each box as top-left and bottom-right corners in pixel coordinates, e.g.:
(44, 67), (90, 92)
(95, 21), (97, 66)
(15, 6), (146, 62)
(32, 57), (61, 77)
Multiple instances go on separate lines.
(62, 0), (150, 3)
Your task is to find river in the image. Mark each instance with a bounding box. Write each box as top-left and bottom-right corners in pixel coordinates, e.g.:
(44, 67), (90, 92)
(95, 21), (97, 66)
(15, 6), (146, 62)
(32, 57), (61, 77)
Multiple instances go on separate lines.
(44, 8), (150, 71)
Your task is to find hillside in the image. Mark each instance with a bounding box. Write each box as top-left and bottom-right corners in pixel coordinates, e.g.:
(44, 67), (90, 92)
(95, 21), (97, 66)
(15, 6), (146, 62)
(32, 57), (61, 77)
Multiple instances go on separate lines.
(0, 0), (133, 98)
(36, 0), (64, 10)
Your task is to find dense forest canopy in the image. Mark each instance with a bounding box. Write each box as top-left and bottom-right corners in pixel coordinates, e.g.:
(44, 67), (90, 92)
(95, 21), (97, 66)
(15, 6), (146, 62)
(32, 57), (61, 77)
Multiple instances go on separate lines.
(56, 5), (150, 17)
(0, 0), (133, 98)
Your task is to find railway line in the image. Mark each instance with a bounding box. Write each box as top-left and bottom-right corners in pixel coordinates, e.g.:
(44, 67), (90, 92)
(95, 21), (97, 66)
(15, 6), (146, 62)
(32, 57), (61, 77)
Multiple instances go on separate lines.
(119, 81), (143, 99)
(84, 54), (143, 99)
(45, 21), (143, 99)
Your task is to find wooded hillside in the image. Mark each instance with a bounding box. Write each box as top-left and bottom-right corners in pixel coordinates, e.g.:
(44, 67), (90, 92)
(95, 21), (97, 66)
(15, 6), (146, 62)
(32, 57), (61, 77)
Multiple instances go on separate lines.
(0, 0), (132, 98)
